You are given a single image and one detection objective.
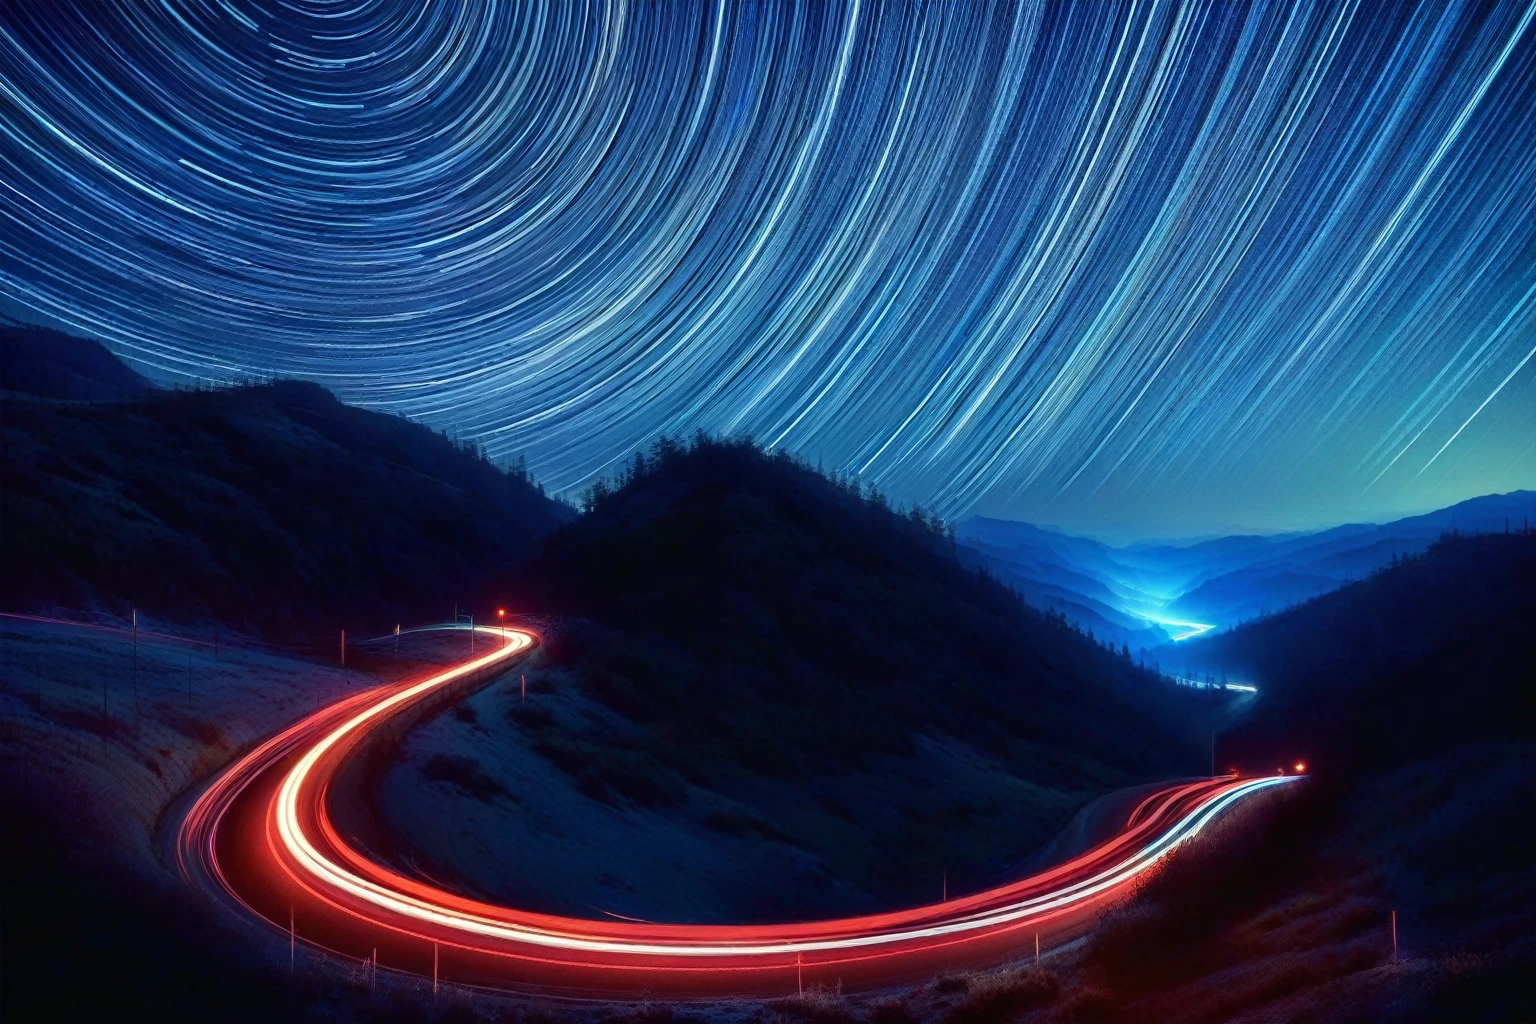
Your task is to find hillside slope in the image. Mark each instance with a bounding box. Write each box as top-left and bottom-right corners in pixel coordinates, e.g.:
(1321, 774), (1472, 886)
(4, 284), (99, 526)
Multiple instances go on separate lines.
(369, 437), (1218, 921)
(526, 437), (1203, 782)
(1, 326), (154, 400)
(0, 372), (572, 640)
(1156, 492), (1536, 625)
(1179, 531), (1536, 774)
(1060, 531), (1536, 1023)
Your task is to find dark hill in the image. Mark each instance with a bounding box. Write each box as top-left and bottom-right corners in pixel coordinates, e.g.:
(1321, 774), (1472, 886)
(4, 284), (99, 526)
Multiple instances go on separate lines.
(0, 375), (572, 640)
(1178, 531), (1536, 775)
(522, 436), (1205, 783)
(364, 436), (1232, 918)
(1, 326), (155, 400)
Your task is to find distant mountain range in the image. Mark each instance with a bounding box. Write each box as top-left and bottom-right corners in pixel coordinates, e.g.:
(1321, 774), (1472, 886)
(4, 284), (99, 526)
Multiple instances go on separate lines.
(957, 489), (1536, 650)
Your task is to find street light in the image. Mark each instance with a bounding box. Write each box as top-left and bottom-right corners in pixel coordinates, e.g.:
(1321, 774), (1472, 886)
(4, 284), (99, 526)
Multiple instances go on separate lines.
(497, 608), (506, 639)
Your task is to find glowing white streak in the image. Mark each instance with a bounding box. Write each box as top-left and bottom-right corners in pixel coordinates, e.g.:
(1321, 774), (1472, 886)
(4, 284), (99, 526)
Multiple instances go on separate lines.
(273, 665), (1295, 959)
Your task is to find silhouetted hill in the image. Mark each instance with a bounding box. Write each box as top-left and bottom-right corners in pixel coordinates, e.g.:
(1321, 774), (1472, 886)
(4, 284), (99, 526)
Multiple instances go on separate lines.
(1, 375), (572, 640)
(524, 437), (1204, 781)
(387, 437), (1226, 915)
(1167, 565), (1337, 625)
(1156, 492), (1536, 625)
(1, 326), (154, 400)
(1176, 531), (1536, 774)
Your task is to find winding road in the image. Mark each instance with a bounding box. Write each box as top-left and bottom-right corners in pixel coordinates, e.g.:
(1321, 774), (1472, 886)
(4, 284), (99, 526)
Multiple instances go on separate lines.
(174, 625), (1298, 998)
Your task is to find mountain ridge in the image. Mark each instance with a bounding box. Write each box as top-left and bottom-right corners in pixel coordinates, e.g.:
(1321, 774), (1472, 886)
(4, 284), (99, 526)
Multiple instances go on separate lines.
(958, 489), (1536, 645)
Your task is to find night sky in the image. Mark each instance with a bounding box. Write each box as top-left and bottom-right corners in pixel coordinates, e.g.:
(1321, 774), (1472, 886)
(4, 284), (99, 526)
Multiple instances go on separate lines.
(2, 1), (1533, 538)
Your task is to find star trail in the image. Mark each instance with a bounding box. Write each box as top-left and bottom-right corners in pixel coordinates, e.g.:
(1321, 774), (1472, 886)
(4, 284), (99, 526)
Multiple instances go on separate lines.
(1, 0), (1533, 535)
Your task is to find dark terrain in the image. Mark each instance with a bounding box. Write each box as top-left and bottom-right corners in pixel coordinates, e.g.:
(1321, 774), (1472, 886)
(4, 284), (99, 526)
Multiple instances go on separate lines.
(1, 334), (1530, 1021)
(1050, 531), (1536, 1023)
(1, 332), (571, 641)
(1, 325), (155, 401)
(367, 436), (1217, 921)
(960, 490), (1536, 645)
(522, 436), (1207, 790)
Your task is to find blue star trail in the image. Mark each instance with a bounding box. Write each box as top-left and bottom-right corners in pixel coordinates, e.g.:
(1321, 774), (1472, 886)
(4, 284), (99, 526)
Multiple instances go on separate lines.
(1, 1), (1534, 535)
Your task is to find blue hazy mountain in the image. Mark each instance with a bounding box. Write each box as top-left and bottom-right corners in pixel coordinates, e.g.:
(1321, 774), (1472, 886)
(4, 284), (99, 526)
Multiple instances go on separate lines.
(956, 517), (1176, 650)
(957, 489), (1536, 647)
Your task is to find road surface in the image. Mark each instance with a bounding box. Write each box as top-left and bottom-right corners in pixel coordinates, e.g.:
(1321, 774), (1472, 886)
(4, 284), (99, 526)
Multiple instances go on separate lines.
(174, 624), (1298, 998)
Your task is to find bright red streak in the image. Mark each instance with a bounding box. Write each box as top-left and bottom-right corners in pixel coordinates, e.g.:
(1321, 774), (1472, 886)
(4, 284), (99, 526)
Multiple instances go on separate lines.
(176, 625), (1297, 998)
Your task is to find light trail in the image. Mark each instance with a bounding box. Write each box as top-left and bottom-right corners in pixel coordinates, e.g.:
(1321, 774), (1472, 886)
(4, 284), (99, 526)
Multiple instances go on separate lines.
(1172, 674), (1258, 694)
(176, 624), (1299, 997)
(1149, 616), (1216, 642)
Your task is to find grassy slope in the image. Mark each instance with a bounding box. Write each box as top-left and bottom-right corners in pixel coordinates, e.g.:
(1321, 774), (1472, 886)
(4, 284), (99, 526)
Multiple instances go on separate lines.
(0, 620), (357, 1022)
(1, 379), (572, 641)
(0, 620), (548, 1024)
(373, 437), (1215, 919)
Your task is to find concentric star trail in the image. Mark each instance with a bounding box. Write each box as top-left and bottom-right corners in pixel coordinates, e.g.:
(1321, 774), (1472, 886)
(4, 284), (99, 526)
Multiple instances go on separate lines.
(2, 1), (1533, 532)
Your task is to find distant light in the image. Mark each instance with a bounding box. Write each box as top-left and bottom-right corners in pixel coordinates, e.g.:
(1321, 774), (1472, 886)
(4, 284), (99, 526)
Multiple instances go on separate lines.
(1146, 616), (1216, 642)
(1294, 762), (1306, 773)
(497, 608), (506, 617)
(1223, 683), (1258, 693)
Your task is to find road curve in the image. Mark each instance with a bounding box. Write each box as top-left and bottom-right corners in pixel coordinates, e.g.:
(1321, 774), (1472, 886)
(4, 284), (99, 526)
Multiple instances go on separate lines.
(175, 624), (1299, 998)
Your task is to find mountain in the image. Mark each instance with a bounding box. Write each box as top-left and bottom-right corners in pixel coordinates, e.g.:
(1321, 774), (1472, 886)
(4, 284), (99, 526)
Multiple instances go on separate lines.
(958, 491), (1536, 643)
(1, 326), (155, 401)
(0, 349), (572, 640)
(955, 518), (1176, 650)
(1149, 492), (1536, 626)
(1174, 530), (1536, 773)
(520, 438), (1202, 782)
(370, 436), (1219, 921)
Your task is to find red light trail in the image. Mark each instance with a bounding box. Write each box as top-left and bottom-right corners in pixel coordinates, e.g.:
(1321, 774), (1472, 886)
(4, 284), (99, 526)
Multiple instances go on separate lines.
(175, 625), (1298, 998)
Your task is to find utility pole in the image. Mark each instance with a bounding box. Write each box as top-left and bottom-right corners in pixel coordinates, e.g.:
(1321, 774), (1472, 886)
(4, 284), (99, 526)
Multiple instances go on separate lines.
(1391, 910), (1398, 963)
(394, 624), (400, 662)
(797, 952), (803, 996)
(1035, 932), (1040, 962)
(340, 629), (346, 666)
(521, 673), (526, 703)
(433, 942), (439, 996)
(289, 906), (295, 973)
(942, 868), (947, 902)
